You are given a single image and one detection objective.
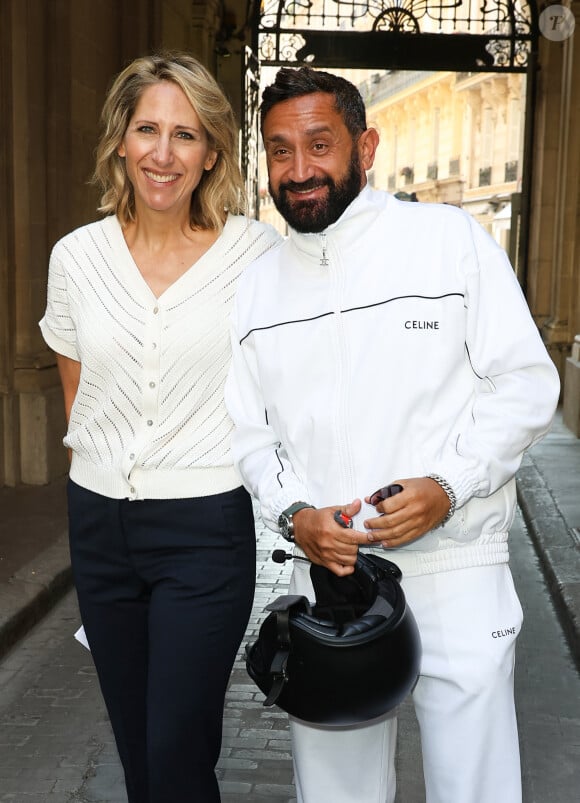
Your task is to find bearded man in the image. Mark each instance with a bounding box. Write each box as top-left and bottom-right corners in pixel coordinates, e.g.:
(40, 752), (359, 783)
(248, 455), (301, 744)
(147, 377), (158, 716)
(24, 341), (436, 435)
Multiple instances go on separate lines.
(225, 66), (560, 803)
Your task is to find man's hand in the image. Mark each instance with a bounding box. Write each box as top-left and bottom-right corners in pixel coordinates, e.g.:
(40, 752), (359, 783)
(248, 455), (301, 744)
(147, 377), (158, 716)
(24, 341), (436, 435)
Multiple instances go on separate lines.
(363, 477), (451, 548)
(292, 499), (370, 576)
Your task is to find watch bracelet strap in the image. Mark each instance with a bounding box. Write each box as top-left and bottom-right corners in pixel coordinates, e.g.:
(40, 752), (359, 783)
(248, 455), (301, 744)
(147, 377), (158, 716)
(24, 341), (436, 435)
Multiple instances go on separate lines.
(279, 502), (316, 542)
(282, 501), (316, 517)
(426, 473), (457, 526)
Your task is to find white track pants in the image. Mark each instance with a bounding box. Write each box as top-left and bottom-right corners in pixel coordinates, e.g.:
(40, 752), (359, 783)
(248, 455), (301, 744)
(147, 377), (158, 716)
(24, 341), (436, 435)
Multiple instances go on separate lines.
(288, 560), (523, 803)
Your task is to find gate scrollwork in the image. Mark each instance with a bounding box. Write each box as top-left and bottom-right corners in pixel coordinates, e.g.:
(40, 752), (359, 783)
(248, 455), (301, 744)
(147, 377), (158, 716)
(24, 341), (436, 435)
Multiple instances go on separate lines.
(257, 0), (536, 71)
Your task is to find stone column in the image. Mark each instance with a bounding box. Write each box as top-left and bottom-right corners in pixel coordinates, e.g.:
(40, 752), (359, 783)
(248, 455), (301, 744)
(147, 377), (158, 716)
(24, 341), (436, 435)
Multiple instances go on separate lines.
(0, 1), (16, 486)
(1, 0), (251, 485)
(529, 2), (580, 390)
(190, 0), (221, 68)
(7, 2), (68, 485)
(563, 335), (580, 436)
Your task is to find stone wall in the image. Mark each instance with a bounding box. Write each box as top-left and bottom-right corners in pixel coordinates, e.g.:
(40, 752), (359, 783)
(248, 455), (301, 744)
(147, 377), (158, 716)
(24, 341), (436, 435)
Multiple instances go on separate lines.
(528, 2), (580, 389)
(0, 0), (238, 485)
(1, 0), (577, 489)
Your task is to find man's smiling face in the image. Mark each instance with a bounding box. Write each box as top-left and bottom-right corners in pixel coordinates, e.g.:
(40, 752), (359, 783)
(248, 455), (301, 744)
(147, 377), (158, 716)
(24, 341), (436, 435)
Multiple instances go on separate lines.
(263, 92), (366, 233)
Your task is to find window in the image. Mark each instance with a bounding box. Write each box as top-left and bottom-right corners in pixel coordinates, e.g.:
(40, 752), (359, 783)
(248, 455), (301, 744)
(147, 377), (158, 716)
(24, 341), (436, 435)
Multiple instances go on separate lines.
(432, 108), (440, 164)
(508, 97), (521, 163)
(481, 106), (494, 172)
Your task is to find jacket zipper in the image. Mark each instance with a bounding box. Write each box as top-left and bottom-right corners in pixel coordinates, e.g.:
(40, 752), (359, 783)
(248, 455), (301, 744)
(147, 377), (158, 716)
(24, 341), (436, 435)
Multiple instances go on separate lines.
(320, 233), (329, 267)
(323, 234), (356, 504)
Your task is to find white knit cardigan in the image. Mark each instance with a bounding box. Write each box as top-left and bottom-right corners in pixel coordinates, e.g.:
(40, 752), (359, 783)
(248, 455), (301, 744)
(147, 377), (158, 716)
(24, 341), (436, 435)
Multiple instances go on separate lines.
(40, 213), (281, 500)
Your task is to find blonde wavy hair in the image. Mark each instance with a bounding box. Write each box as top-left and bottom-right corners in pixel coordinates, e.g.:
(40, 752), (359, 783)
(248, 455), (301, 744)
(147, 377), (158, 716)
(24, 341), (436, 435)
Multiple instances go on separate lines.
(93, 52), (246, 231)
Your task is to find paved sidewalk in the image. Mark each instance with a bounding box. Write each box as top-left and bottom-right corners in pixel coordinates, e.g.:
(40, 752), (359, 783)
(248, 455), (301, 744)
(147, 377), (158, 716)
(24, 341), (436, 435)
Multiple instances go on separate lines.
(0, 413), (580, 667)
(0, 476), (69, 661)
(516, 410), (580, 667)
(0, 410), (579, 668)
(1, 482), (579, 801)
(0, 411), (579, 802)
(219, 521), (295, 801)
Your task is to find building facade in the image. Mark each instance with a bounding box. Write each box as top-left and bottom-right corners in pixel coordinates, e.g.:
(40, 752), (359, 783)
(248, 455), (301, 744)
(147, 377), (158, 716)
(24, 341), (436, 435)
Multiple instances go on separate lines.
(362, 70), (525, 260)
(0, 0), (578, 489)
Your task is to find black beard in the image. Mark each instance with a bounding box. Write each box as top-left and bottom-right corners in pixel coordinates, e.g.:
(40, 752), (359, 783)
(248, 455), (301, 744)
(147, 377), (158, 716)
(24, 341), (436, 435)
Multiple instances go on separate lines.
(270, 152), (363, 234)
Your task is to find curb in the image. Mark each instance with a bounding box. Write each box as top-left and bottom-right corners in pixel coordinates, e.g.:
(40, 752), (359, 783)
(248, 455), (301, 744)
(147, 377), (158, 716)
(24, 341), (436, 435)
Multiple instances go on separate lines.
(0, 533), (73, 661)
(516, 457), (580, 672)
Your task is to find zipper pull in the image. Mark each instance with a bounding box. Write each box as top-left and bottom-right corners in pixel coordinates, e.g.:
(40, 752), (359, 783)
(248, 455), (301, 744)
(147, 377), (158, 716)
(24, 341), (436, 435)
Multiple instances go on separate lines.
(320, 233), (329, 267)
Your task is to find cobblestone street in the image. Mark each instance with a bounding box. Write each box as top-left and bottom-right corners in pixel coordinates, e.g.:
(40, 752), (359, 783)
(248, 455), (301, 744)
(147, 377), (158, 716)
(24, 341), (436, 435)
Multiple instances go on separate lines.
(1, 508), (579, 802)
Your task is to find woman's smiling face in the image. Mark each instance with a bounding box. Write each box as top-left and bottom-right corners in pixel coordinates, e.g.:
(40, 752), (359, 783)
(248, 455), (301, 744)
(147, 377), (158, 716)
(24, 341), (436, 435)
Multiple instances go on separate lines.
(117, 80), (217, 219)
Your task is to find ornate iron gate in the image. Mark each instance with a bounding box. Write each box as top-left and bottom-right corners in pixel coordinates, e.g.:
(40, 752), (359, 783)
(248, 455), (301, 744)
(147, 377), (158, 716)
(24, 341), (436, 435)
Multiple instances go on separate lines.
(242, 0), (539, 268)
(242, 45), (261, 219)
(255, 0), (537, 71)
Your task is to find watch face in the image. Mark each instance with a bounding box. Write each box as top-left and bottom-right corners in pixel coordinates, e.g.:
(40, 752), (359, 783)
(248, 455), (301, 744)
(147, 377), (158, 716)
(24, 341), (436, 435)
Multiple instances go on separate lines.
(278, 513), (293, 541)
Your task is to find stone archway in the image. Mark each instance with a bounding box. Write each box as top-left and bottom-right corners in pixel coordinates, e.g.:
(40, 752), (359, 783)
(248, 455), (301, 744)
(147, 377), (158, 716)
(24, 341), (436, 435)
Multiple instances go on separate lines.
(255, 0), (536, 72)
(243, 0), (538, 271)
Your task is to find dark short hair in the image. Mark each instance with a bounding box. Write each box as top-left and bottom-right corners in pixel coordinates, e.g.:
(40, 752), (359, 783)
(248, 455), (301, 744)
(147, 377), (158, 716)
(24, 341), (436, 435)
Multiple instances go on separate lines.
(260, 66), (367, 140)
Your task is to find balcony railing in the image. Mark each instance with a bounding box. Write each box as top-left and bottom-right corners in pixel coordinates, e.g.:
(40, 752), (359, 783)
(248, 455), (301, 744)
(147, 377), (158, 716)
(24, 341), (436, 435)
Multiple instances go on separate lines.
(449, 157), (460, 176)
(388, 173), (396, 191)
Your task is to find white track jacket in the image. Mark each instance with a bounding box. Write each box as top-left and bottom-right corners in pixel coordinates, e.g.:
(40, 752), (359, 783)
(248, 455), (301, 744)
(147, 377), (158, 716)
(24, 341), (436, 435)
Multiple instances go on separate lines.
(225, 186), (560, 576)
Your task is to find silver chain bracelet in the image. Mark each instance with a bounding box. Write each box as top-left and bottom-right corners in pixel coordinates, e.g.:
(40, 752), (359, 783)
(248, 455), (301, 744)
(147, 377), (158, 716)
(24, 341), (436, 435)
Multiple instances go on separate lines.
(426, 473), (457, 526)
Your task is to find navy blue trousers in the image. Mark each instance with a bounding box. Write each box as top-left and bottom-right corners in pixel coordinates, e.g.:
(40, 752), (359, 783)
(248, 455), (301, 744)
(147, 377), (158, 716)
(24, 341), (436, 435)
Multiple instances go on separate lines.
(67, 480), (256, 803)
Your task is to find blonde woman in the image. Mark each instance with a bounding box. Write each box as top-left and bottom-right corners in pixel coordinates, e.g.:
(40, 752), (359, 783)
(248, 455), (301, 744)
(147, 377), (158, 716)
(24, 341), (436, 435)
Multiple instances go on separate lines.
(40, 52), (280, 803)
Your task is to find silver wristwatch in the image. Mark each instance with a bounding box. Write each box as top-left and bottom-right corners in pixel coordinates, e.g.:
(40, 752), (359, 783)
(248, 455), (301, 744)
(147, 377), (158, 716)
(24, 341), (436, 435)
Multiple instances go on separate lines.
(278, 501), (316, 542)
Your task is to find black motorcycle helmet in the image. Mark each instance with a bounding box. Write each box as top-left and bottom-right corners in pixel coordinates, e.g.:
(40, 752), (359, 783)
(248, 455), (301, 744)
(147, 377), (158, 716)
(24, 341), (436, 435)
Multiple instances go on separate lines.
(245, 551), (421, 725)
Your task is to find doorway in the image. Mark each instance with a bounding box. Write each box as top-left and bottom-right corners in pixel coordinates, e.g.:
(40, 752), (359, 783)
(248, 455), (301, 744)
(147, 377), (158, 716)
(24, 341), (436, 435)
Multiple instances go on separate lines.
(243, 0), (538, 277)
